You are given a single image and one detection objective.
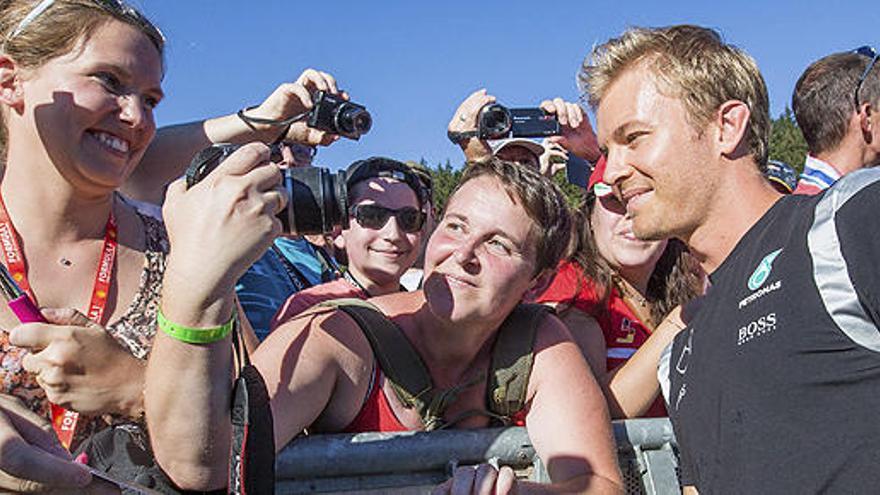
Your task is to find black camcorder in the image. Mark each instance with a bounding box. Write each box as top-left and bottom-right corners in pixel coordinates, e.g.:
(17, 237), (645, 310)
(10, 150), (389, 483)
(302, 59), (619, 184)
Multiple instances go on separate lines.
(307, 91), (372, 140)
(478, 104), (560, 140)
(185, 144), (349, 235)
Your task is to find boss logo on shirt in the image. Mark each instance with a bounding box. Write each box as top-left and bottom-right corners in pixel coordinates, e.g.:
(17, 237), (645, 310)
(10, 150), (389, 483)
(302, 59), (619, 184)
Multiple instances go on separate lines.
(737, 312), (777, 346)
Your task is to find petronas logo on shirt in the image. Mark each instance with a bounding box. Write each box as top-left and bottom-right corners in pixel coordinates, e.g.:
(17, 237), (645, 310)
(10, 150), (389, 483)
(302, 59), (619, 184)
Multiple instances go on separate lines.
(747, 249), (782, 291)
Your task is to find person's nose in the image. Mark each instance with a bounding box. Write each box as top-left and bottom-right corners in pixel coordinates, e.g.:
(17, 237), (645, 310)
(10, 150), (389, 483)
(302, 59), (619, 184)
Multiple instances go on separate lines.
(118, 94), (153, 133)
(453, 237), (481, 272)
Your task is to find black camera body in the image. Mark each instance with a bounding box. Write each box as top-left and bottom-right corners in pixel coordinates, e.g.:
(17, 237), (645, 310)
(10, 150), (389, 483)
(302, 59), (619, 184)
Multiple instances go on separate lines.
(307, 91), (372, 140)
(185, 144), (349, 235)
(477, 104), (560, 140)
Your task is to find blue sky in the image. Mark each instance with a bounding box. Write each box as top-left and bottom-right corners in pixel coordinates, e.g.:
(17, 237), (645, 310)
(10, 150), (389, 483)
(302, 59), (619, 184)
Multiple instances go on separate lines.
(138, 0), (879, 171)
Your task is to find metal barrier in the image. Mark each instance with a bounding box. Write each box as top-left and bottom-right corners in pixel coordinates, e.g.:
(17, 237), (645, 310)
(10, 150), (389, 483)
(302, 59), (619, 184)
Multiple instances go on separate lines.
(276, 418), (680, 494)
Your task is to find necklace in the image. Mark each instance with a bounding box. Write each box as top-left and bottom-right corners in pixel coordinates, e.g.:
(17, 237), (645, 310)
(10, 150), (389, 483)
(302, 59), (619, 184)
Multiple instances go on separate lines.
(615, 276), (649, 308)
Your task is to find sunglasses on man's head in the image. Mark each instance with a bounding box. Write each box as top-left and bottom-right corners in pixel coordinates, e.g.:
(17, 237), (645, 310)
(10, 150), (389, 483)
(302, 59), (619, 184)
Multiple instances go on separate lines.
(350, 204), (425, 233)
(853, 45), (878, 108)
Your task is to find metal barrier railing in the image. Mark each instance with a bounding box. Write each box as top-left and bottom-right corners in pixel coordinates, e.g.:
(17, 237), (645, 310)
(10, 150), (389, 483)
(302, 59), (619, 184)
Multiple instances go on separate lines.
(276, 418), (680, 494)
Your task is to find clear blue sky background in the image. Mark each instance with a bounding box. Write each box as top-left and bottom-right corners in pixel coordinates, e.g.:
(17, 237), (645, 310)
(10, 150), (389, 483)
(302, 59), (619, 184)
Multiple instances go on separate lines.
(138, 0), (879, 171)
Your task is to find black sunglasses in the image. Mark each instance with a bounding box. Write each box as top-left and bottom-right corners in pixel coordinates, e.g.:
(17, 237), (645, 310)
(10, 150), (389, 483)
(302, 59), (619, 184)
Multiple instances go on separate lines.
(853, 45), (879, 109)
(350, 204), (425, 233)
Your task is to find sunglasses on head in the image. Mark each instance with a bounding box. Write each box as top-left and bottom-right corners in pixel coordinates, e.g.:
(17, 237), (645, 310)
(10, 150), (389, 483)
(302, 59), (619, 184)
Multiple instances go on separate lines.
(7, 0), (165, 44)
(350, 204), (425, 233)
(853, 45), (879, 108)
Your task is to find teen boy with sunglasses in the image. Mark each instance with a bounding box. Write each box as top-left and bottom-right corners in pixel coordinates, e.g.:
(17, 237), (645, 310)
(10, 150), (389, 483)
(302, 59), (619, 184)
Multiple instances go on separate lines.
(270, 157), (430, 326)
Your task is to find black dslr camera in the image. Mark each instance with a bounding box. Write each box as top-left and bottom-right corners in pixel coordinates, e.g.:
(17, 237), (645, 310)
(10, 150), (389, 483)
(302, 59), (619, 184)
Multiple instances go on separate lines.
(185, 144), (349, 235)
(477, 104), (560, 140)
(307, 91), (372, 140)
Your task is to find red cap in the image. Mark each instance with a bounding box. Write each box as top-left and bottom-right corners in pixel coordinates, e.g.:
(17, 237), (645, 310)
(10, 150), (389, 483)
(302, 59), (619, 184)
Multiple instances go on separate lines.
(588, 155), (607, 191)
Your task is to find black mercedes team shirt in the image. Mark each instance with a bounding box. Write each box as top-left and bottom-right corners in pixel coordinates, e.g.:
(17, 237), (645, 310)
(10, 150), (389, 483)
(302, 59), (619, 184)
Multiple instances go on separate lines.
(661, 169), (880, 493)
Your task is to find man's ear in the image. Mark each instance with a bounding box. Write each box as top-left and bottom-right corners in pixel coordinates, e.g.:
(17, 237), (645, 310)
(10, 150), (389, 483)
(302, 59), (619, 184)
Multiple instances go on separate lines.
(523, 268), (555, 303)
(0, 54), (24, 108)
(860, 103), (874, 143)
(715, 100), (751, 158)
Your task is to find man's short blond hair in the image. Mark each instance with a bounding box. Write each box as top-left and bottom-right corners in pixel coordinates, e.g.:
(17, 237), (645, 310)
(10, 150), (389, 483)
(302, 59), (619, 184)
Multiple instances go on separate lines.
(580, 25), (770, 169)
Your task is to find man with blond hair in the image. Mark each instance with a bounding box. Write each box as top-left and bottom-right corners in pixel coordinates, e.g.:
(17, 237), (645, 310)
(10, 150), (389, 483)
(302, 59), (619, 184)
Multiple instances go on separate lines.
(792, 47), (880, 194)
(583, 24), (880, 493)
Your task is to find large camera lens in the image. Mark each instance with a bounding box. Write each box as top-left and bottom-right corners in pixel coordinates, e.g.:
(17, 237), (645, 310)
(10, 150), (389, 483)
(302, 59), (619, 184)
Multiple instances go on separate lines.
(185, 144), (349, 236)
(282, 167), (349, 235)
(336, 104), (373, 138)
(478, 104), (512, 140)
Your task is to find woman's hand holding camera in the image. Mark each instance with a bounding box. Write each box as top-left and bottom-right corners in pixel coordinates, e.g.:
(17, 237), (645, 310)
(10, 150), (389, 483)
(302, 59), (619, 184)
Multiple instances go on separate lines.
(244, 68), (346, 147)
(162, 143), (286, 325)
(11, 308), (146, 418)
(540, 98), (601, 163)
(448, 89), (495, 162)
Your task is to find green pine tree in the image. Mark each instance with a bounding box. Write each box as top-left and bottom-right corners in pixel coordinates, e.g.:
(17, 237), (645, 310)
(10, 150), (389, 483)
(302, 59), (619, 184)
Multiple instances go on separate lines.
(768, 107), (808, 174)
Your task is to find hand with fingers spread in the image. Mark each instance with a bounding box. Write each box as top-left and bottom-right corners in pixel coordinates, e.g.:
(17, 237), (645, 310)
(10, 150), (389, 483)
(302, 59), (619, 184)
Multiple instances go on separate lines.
(539, 98), (601, 163)
(0, 394), (92, 493)
(242, 68), (347, 146)
(162, 142), (287, 307)
(447, 89), (496, 162)
(10, 308), (146, 418)
(433, 464), (518, 495)
(539, 138), (569, 178)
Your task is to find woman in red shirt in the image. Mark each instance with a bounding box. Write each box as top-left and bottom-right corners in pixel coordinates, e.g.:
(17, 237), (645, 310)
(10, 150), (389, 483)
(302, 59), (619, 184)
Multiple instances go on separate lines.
(539, 157), (704, 418)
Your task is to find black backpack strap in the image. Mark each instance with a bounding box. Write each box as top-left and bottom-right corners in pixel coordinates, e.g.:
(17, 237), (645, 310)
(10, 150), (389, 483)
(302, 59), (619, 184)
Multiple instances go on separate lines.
(318, 299), (441, 427)
(487, 303), (551, 423)
(229, 312), (275, 495)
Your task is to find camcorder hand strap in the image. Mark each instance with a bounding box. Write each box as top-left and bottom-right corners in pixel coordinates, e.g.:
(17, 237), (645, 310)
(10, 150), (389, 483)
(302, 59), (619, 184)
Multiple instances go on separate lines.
(229, 311), (276, 495)
(446, 129), (480, 145)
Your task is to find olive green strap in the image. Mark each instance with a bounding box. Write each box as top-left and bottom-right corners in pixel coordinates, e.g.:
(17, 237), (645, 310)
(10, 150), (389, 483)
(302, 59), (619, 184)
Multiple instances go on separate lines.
(319, 299), (436, 418)
(487, 303), (550, 422)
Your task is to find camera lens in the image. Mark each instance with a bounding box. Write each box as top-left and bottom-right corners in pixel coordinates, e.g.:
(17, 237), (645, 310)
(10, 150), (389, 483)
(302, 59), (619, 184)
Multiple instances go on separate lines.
(284, 168), (349, 235)
(337, 105), (373, 137)
(352, 111), (372, 134)
(479, 104), (512, 139)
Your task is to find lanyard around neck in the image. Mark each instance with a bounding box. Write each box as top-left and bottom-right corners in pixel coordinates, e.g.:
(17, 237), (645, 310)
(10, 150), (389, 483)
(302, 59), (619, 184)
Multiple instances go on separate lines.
(0, 193), (118, 449)
(0, 194), (118, 324)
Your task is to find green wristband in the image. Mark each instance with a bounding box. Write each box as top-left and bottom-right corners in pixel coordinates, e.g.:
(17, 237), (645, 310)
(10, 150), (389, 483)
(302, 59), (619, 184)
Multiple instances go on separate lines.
(157, 309), (234, 344)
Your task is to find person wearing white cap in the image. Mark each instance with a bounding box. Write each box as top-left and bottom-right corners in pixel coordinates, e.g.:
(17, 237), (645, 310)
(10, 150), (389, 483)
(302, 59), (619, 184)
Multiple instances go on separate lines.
(447, 89), (601, 175)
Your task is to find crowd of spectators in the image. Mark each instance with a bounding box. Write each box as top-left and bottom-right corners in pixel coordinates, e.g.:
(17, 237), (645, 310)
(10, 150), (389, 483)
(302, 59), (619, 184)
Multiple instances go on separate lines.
(0, 1), (878, 494)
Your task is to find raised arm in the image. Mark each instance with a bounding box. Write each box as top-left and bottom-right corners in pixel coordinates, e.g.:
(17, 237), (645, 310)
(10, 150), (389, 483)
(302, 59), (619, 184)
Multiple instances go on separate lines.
(146, 143), (284, 490)
(123, 69), (343, 204)
(446, 89), (496, 163)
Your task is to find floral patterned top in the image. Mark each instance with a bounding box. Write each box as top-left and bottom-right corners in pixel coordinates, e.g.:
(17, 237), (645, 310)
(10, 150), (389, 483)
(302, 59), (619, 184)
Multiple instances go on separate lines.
(0, 211), (167, 450)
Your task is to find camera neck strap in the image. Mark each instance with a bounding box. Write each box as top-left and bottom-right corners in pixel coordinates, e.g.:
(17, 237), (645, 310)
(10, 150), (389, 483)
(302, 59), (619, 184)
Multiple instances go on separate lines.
(229, 310), (275, 495)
